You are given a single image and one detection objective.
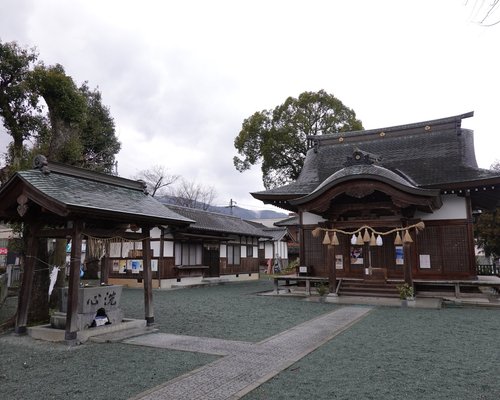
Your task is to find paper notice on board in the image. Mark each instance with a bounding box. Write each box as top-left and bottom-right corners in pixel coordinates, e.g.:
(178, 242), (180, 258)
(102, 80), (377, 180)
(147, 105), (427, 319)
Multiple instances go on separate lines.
(419, 254), (431, 269)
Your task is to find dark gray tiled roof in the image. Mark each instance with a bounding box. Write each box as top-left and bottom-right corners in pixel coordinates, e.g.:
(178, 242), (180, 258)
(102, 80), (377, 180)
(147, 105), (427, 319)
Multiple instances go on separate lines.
(260, 227), (288, 241)
(253, 113), (500, 198)
(166, 204), (267, 237)
(15, 169), (193, 224)
(274, 215), (299, 226)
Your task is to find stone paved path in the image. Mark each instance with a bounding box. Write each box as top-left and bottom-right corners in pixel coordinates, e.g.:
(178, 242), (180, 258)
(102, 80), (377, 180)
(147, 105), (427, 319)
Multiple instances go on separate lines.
(126, 306), (372, 400)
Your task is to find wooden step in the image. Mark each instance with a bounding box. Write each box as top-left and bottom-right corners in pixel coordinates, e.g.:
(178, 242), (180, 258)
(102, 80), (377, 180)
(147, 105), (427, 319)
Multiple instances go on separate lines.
(338, 280), (400, 298)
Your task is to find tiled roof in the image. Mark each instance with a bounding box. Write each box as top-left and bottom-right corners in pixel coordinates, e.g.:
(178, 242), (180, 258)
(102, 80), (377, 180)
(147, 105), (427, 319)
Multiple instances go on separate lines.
(260, 227), (288, 241)
(253, 112), (500, 199)
(274, 215), (299, 226)
(5, 167), (193, 225)
(166, 205), (268, 237)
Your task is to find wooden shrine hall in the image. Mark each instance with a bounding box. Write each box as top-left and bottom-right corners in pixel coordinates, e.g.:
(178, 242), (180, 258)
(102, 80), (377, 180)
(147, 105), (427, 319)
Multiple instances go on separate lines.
(252, 112), (500, 297)
(0, 156), (193, 342)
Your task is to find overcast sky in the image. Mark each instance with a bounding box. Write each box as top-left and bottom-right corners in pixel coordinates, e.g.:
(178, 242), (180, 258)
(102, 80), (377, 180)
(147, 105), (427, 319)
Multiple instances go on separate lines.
(1, 0), (499, 210)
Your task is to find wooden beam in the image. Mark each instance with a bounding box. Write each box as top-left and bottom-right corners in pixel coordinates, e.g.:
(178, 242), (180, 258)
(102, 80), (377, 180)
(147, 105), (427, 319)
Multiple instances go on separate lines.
(142, 226), (154, 326)
(38, 228), (73, 238)
(65, 220), (83, 343)
(15, 222), (40, 334)
(82, 229), (149, 241)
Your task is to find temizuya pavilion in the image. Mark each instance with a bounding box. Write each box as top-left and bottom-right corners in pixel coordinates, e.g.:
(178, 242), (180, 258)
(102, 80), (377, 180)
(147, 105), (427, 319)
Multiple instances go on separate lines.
(0, 156), (193, 342)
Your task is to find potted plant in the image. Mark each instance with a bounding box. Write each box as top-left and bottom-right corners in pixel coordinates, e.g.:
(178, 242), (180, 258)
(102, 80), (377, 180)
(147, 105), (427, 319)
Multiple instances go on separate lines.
(396, 282), (414, 307)
(316, 282), (329, 302)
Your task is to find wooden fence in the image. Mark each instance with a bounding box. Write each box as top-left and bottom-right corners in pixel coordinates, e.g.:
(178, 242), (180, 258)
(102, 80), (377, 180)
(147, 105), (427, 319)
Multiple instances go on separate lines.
(476, 264), (499, 276)
(0, 273), (7, 305)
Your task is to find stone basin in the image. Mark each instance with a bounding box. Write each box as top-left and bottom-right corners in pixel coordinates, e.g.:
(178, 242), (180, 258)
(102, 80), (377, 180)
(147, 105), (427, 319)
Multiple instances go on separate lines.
(52, 284), (124, 330)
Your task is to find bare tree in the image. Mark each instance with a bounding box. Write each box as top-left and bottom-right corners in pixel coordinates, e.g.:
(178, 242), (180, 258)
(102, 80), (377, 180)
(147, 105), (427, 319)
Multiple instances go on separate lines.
(172, 178), (217, 210)
(135, 165), (179, 197)
(467, 0), (500, 26)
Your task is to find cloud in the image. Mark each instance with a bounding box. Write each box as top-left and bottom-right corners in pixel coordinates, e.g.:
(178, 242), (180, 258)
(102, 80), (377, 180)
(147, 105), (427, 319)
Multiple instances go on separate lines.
(1, 0), (500, 209)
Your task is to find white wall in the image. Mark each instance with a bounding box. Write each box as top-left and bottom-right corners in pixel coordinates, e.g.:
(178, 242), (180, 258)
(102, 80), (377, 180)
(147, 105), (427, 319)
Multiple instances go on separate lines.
(264, 240), (288, 260)
(150, 227), (162, 239)
(163, 241), (174, 257)
(302, 212), (327, 225)
(264, 242), (274, 259)
(415, 195), (467, 220)
(220, 244), (227, 258)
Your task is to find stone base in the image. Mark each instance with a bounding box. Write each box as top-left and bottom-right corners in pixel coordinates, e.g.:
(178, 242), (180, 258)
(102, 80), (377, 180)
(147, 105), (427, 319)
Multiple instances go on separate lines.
(50, 308), (124, 331)
(28, 318), (146, 343)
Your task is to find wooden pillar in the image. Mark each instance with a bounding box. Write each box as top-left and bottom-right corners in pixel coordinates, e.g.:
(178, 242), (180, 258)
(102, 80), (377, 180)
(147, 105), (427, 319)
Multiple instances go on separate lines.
(100, 251), (109, 285)
(142, 226), (154, 326)
(403, 242), (412, 285)
(65, 220), (83, 342)
(298, 211), (305, 266)
(158, 227), (164, 288)
(328, 245), (337, 293)
(15, 222), (40, 334)
(465, 193), (477, 277)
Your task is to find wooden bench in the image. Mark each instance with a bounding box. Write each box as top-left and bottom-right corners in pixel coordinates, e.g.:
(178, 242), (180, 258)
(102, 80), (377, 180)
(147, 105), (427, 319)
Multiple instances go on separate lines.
(273, 275), (329, 296)
(173, 265), (210, 278)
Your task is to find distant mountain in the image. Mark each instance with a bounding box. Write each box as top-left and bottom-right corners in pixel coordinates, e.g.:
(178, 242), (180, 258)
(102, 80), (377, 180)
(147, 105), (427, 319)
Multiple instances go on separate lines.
(158, 195), (287, 220)
(208, 205), (287, 220)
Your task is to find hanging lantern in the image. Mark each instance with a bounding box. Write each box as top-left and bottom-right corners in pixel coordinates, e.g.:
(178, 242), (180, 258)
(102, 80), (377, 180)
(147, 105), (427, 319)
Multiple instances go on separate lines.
(394, 231), (402, 245)
(332, 231), (340, 246)
(403, 230), (413, 243)
(369, 232), (377, 246)
(363, 229), (371, 243)
(376, 235), (383, 246)
(322, 231), (331, 245)
(351, 234), (357, 245)
(356, 232), (364, 245)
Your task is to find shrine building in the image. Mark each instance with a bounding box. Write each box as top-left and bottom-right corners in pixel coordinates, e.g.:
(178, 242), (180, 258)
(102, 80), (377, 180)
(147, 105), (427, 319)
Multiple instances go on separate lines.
(252, 112), (500, 296)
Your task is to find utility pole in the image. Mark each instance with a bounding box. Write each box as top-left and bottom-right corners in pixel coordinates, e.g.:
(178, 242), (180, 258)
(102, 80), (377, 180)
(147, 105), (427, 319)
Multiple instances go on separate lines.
(228, 198), (237, 215)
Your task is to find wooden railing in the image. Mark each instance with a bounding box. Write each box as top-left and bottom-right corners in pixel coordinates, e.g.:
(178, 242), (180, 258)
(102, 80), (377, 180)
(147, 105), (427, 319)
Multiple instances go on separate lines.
(476, 264), (499, 276)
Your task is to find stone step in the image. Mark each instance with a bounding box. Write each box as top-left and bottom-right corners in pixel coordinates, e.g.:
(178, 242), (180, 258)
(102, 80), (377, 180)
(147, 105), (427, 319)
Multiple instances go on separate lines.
(89, 326), (158, 343)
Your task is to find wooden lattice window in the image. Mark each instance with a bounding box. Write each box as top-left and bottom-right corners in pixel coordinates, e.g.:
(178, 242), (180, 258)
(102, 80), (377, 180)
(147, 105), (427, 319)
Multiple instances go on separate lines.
(416, 225), (442, 272)
(304, 229), (327, 272)
(442, 225), (469, 273)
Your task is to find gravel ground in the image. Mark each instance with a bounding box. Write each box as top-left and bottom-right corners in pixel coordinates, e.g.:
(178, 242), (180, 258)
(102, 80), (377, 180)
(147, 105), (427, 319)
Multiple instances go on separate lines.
(118, 279), (337, 341)
(0, 295), (17, 324)
(244, 306), (500, 400)
(1, 279), (499, 400)
(0, 278), (336, 400)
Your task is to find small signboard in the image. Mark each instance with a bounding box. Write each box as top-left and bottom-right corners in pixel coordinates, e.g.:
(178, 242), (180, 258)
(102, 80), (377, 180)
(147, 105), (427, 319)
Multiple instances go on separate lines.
(299, 266), (308, 273)
(0, 248), (8, 255)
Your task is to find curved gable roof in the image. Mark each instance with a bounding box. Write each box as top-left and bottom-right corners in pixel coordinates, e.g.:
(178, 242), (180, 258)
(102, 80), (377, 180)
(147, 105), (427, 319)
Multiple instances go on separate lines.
(252, 113), (500, 210)
(291, 164), (440, 206)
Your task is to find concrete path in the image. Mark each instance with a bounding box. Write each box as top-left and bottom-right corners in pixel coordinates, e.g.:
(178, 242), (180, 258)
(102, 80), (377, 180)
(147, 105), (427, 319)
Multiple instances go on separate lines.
(126, 306), (372, 400)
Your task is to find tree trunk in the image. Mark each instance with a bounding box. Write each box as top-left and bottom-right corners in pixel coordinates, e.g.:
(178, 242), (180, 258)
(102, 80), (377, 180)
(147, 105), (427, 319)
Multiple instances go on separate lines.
(28, 238), (50, 325)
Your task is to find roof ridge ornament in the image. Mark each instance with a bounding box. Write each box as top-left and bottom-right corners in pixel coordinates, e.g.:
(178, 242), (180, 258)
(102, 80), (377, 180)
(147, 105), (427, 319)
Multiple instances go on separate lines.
(344, 147), (382, 167)
(33, 155), (50, 175)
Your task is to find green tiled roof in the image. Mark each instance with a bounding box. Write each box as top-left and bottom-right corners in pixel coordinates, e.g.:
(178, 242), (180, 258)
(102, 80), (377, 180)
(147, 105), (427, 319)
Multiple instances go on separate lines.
(13, 168), (193, 225)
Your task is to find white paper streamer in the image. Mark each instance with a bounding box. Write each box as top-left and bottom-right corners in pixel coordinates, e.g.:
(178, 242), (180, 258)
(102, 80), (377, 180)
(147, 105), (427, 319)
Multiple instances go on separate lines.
(49, 266), (60, 297)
